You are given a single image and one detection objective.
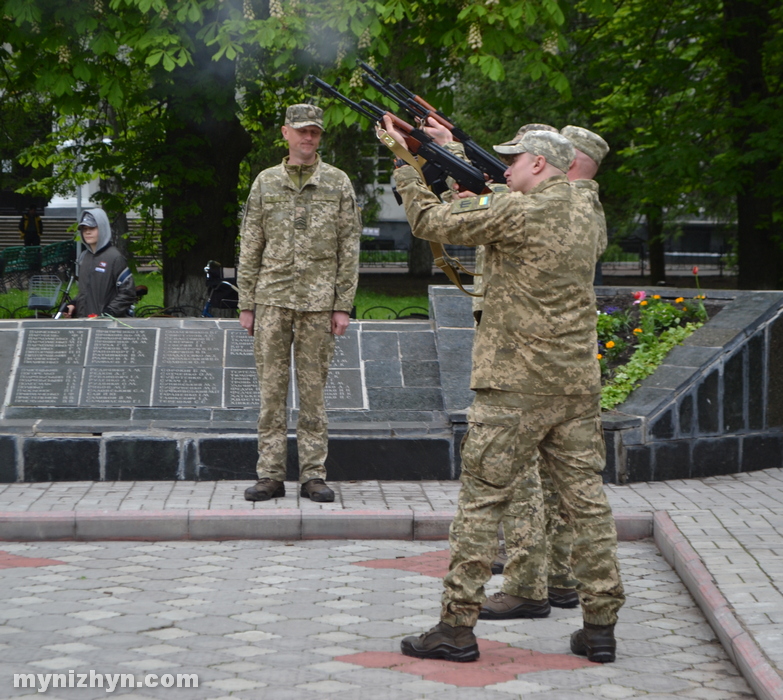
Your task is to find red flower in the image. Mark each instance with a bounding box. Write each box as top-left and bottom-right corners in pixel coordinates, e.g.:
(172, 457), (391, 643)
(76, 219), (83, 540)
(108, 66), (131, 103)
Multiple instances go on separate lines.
(632, 290), (647, 301)
(692, 266), (699, 275)
(87, 314), (98, 318)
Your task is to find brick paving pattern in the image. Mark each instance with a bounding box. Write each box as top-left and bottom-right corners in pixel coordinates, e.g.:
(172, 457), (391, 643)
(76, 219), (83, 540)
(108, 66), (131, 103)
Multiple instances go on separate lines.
(0, 539), (755, 699)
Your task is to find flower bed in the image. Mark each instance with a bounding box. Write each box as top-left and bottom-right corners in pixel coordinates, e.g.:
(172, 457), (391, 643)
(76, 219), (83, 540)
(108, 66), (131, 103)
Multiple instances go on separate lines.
(597, 270), (724, 409)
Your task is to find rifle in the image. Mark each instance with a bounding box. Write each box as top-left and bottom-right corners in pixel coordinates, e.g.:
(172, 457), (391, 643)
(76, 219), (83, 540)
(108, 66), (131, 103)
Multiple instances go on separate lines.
(310, 76), (483, 296)
(311, 76), (486, 196)
(358, 62), (507, 184)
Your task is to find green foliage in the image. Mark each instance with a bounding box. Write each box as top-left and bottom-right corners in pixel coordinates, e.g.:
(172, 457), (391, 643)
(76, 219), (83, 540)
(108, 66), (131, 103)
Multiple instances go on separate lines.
(601, 322), (702, 410)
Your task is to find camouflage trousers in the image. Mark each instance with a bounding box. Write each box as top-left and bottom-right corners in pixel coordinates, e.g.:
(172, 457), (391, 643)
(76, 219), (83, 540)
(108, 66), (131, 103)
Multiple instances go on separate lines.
(253, 305), (335, 484)
(499, 454), (577, 599)
(441, 389), (625, 628)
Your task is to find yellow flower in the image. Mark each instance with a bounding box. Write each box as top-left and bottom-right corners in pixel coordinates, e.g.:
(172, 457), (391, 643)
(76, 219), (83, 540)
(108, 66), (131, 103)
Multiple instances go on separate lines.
(596, 353), (603, 360)
(605, 340), (615, 349)
(675, 297), (684, 303)
(695, 294), (706, 300)
(640, 300), (648, 306)
(653, 294), (661, 300)
(633, 328), (642, 334)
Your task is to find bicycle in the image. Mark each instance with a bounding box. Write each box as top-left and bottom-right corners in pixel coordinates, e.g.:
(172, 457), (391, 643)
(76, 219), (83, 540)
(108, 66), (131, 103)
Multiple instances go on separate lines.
(132, 261), (238, 318)
(200, 260), (239, 318)
(16, 264), (149, 319)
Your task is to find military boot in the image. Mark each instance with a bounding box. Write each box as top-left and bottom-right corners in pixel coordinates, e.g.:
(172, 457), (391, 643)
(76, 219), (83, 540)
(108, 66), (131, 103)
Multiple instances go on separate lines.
(300, 478), (335, 502)
(491, 550), (507, 575)
(570, 622), (616, 663)
(548, 587), (580, 608)
(479, 592), (550, 620)
(400, 621), (479, 662)
(244, 478), (285, 502)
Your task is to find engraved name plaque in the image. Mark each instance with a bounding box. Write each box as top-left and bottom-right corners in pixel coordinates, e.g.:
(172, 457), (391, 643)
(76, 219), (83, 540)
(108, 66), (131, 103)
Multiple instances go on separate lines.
(154, 367), (223, 406)
(8, 323), (369, 411)
(159, 329), (223, 367)
(21, 329), (87, 366)
(12, 366), (82, 406)
(88, 329), (155, 366)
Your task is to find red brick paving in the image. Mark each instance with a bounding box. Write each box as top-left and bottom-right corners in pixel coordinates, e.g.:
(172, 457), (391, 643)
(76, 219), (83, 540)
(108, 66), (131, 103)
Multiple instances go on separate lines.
(355, 548), (450, 578)
(0, 551), (65, 569)
(337, 639), (594, 687)
(352, 550), (595, 685)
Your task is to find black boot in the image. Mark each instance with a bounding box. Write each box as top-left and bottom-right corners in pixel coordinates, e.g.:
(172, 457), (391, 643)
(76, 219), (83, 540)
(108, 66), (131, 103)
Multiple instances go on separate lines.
(400, 621), (479, 662)
(570, 622), (616, 663)
(548, 586), (580, 608)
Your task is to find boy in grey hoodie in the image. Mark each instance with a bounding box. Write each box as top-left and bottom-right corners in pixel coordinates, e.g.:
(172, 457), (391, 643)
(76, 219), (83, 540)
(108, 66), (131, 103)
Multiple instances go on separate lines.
(63, 209), (136, 318)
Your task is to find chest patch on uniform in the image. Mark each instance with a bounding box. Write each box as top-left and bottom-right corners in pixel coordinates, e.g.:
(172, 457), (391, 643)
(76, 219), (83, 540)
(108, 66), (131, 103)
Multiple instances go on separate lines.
(294, 205), (307, 230)
(451, 194), (493, 214)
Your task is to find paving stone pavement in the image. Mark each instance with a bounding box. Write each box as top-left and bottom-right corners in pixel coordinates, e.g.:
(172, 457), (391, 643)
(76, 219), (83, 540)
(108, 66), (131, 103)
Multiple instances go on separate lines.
(0, 538), (757, 699)
(0, 467), (781, 699)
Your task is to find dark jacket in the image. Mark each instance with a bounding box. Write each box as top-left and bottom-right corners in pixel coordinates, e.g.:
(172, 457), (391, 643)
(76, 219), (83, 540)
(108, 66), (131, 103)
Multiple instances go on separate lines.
(73, 209), (136, 317)
(18, 213), (42, 246)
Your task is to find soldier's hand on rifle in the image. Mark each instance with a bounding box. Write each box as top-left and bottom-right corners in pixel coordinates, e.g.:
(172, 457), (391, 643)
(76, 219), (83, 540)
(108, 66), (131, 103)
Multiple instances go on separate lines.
(381, 115), (409, 152)
(421, 117), (453, 146)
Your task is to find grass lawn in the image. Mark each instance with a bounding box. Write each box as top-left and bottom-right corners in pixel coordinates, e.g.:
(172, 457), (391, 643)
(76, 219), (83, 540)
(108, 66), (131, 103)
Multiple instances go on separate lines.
(0, 271), (430, 319)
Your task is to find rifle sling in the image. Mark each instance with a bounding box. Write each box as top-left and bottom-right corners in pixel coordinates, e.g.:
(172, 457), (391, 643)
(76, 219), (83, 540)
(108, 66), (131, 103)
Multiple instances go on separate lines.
(376, 128), (482, 298)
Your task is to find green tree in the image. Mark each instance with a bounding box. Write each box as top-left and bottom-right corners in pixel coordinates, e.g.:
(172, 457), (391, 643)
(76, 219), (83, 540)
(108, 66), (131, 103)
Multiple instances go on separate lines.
(450, 1), (783, 289)
(1, 0), (605, 304)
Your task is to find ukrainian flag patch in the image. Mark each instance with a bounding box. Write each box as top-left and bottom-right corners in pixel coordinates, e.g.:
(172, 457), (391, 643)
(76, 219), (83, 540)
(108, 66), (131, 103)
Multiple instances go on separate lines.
(451, 194), (493, 214)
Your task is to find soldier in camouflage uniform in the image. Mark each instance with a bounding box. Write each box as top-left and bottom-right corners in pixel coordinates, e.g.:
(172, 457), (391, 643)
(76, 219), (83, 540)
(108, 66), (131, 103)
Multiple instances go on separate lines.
(482, 125), (612, 620)
(238, 104), (361, 504)
(382, 116), (624, 664)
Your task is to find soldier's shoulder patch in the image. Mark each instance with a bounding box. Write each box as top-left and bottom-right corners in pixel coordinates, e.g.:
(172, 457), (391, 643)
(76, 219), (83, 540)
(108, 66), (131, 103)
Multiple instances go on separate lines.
(488, 183), (510, 193)
(451, 193), (493, 214)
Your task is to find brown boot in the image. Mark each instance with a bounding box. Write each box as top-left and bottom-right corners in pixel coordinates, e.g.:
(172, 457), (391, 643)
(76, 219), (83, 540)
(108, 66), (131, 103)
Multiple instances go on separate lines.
(300, 478), (335, 503)
(548, 587), (580, 608)
(400, 621), (479, 662)
(570, 622), (616, 663)
(244, 478), (285, 502)
(479, 592), (550, 620)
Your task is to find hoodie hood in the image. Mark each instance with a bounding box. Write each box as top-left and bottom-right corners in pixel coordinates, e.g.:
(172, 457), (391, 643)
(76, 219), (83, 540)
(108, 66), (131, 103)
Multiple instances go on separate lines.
(79, 208), (112, 252)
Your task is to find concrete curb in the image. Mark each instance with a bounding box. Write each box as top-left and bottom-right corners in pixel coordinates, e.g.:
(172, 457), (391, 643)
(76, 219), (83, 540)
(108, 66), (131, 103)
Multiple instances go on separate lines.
(0, 509), (652, 543)
(654, 510), (783, 700)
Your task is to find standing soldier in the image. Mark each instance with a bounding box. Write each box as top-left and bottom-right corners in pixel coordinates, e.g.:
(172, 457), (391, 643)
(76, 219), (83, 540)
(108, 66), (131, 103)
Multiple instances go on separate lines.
(238, 104), (361, 504)
(482, 125), (612, 620)
(383, 115), (624, 664)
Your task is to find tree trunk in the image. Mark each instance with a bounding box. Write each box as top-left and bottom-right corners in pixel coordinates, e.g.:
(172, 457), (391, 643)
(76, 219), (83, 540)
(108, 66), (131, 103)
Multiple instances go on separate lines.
(408, 236), (435, 278)
(645, 205), (666, 286)
(156, 18), (252, 310)
(99, 106), (131, 262)
(723, 0), (783, 289)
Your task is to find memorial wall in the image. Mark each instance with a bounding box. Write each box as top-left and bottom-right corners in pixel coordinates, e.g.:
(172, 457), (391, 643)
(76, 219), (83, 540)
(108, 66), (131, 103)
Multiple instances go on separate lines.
(5, 325), (365, 411)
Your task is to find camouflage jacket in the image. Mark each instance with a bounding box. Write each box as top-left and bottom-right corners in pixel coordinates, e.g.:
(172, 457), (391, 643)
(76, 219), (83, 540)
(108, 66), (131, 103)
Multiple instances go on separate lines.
(394, 166), (604, 395)
(238, 154), (361, 313)
(573, 179), (608, 256)
(472, 179), (606, 317)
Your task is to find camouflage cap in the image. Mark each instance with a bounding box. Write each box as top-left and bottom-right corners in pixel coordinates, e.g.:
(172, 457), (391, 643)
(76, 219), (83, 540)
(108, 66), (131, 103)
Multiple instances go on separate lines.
(492, 123), (557, 152)
(285, 103), (324, 130)
(493, 130), (574, 173)
(560, 125), (609, 166)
